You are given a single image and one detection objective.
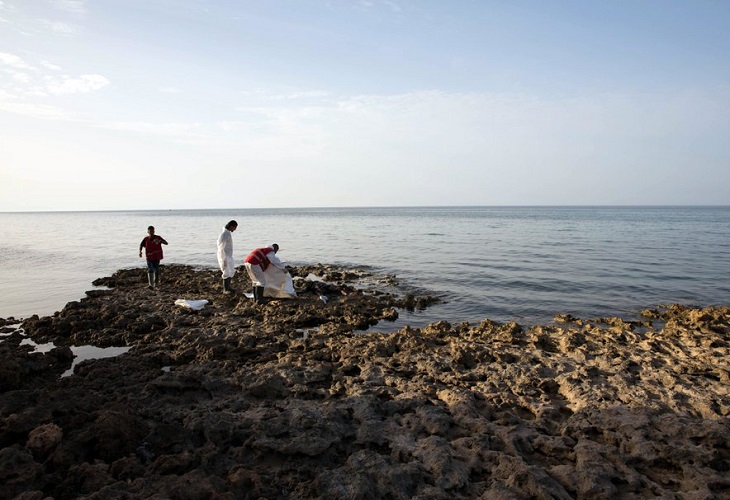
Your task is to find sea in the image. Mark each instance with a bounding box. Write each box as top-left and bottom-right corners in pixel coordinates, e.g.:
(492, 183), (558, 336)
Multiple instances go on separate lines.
(1, 206), (729, 330)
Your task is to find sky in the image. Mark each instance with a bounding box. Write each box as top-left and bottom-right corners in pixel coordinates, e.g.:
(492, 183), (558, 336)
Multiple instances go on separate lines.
(1, 0), (729, 211)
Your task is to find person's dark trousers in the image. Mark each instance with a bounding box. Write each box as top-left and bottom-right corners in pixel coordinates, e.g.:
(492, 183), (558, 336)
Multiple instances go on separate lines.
(147, 260), (160, 288)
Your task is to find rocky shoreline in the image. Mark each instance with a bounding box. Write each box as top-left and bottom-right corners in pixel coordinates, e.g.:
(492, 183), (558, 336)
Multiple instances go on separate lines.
(1, 264), (729, 499)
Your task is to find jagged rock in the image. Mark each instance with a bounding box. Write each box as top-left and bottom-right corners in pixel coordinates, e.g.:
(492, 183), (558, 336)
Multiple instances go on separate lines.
(0, 266), (728, 499)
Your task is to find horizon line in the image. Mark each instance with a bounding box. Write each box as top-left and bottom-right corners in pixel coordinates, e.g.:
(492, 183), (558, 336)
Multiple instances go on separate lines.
(2, 204), (729, 214)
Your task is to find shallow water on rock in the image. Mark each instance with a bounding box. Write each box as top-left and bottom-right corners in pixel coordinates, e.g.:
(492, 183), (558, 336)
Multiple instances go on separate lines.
(12, 333), (132, 378)
(60, 345), (132, 377)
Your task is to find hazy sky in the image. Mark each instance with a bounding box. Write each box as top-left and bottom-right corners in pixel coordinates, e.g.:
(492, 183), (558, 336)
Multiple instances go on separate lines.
(1, 0), (729, 210)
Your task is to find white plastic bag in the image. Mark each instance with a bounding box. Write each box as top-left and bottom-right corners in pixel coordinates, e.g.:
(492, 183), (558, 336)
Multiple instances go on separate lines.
(174, 299), (209, 311)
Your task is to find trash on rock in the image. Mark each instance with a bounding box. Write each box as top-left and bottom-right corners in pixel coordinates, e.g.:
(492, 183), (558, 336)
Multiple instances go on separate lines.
(174, 299), (209, 311)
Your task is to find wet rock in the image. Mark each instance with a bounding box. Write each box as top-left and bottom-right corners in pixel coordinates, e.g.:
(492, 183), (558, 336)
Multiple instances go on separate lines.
(0, 446), (42, 498)
(83, 410), (150, 462)
(1, 266), (728, 499)
(26, 423), (63, 458)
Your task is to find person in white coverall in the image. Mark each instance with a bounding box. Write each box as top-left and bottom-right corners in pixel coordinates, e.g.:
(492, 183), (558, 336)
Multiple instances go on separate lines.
(216, 220), (238, 293)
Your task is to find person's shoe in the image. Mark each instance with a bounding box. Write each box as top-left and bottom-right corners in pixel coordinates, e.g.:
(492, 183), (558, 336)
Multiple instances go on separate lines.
(223, 278), (236, 294)
(255, 286), (265, 304)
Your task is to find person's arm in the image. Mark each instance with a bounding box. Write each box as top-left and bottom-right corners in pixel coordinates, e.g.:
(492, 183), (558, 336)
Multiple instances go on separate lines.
(268, 252), (286, 269)
(139, 238), (146, 257)
(158, 236), (169, 245)
(223, 233), (233, 257)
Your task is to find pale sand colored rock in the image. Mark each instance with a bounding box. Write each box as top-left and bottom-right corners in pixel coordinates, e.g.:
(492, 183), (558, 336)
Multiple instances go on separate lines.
(1, 266), (728, 499)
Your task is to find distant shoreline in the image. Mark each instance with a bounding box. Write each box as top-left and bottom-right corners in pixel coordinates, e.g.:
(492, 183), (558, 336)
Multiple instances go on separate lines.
(2, 204), (730, 214)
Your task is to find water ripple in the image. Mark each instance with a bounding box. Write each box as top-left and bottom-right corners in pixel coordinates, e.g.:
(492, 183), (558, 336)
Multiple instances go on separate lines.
(1, 207), (729, 325)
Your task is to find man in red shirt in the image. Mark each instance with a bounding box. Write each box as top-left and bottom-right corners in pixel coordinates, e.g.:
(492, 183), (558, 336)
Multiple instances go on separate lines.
(244, 244), (285, 303)
(139, 226), (169, 289)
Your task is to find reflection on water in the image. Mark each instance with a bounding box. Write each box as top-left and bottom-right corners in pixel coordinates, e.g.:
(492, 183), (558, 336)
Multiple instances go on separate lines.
(0, 322), (23, 337)
(20, 337), (56, 353)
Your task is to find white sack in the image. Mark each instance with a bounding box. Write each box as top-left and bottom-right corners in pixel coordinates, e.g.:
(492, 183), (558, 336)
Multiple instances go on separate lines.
(262, 266), (297, 299)
(175, 299), (209, 311)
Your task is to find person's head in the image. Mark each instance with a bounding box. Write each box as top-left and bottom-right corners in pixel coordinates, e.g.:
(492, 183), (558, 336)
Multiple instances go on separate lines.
(271, 243), (279, 253)
(225, 220), (238, 232)
(147, 226), (155, 235)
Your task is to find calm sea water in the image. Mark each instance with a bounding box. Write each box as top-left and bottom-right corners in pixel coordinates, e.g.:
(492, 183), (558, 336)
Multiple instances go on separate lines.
(1, 207), (728, 328)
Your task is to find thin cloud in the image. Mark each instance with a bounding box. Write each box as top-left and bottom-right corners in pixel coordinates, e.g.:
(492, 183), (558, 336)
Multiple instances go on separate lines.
(272, 90), (331, 100)
(44, 74), (109, 94)
(383, 1), (403, 14)
(237, 88), (331, 101)
(10, 70), (31, 83)
(1, 52), (109, 96)
(41, 60), (62, 71)
(159, 86), (184, 94)
(53, 0), (87, 16)
(39, 19), (78, 35)
(99, 120), (208, 141)
(0, 0), (15, 18)
(1, 0), (84, 36)
(0, 52), (34, 70)
(0, 99), (68, 119)
(0, 52), (110, 120)
(356, 0), (403, 14)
